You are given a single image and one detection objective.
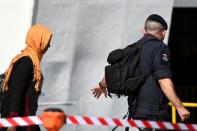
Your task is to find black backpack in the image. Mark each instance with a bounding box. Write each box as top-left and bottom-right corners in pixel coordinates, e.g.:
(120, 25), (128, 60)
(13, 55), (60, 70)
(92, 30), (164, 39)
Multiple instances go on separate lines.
(105, 38), (153, 97)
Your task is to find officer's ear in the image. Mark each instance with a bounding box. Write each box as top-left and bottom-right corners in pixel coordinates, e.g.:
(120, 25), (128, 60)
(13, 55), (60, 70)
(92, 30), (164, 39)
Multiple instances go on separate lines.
(158, 30), (167, 40)
(158, 30), (166, 37)
(143, 29), (147, 35)
(162, 30), (166, 36)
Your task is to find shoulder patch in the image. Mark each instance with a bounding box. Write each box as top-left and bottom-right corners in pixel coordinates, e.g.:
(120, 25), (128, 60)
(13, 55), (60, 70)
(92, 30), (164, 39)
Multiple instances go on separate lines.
(162, 53), (168, 62)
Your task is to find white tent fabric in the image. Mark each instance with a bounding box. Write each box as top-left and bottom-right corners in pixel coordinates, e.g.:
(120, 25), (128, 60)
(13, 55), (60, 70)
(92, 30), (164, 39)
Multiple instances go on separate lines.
(36, 1), (174, 131)
(0, 0), (174, 131)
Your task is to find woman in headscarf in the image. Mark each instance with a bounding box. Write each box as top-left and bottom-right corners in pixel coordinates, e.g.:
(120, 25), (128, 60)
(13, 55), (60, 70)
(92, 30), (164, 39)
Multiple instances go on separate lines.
(1, 24), (52, 131)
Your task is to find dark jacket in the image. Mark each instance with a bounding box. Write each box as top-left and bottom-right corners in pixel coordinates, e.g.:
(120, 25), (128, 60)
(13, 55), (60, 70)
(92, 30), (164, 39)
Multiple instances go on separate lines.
(1, 56), (41, 131)
(129, 34), (172, 121)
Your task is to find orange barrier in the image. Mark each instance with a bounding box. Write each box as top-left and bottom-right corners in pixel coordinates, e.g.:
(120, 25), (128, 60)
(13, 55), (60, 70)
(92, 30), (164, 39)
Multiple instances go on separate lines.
(41, 108), (66, 131)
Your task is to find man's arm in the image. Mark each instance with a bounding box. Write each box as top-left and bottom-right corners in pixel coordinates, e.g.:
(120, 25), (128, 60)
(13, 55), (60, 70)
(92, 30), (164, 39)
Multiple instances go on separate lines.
(99, 77), (107, 88)
(91, 76), (107, 99)
(159, 78), (190, 121)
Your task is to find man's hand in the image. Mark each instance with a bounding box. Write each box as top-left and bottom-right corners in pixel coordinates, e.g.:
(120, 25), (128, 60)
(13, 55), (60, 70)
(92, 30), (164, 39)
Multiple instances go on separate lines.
(91, 84), (107, 99)
(177, 106), (190, 121)
(7, 127), (16, 131)
(159, 78), (190, 121)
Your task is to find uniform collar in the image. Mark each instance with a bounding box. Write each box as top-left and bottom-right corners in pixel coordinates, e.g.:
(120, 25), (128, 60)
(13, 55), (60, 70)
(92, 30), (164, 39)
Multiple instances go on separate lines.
(143, 33), (160, 40)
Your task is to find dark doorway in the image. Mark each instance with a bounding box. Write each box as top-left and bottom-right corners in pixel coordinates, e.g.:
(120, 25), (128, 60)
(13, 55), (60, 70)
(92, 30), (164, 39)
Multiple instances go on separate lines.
(168, 8), (197, 123)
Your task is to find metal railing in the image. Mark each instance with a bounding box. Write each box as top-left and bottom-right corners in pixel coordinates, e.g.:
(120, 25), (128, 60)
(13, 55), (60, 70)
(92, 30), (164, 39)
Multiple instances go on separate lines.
(168, 102), (197, 123)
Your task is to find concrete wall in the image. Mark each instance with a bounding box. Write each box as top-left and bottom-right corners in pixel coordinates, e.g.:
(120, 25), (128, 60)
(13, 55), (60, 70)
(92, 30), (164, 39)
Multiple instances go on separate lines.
(0, 0), (34, 73)
(174, 0), (197, 7)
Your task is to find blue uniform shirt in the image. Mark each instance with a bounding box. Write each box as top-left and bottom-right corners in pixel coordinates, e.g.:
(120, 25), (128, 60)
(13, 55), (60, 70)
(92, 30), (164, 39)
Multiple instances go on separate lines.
(135, 34), (172, 116)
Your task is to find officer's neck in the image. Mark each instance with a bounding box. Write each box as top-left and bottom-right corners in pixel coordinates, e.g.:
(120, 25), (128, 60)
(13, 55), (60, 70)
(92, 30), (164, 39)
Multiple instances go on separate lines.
(144, 33), (164, 41)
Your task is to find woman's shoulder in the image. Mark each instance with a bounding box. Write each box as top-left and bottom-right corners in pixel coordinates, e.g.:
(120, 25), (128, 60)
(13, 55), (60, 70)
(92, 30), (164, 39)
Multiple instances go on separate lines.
(14, 56), (33, 69)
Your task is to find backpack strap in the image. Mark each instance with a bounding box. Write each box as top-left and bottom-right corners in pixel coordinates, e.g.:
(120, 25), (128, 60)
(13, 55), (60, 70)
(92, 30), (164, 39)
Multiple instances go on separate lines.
(127, 37), (159, 113)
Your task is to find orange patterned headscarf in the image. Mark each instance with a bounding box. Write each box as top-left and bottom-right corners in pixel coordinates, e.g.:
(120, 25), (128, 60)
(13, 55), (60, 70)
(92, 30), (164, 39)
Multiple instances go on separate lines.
(3, 24), (52, 92)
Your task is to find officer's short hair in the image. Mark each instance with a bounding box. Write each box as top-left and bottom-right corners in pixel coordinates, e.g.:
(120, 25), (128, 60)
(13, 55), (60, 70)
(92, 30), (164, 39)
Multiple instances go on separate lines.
(144, 20), (165, 33)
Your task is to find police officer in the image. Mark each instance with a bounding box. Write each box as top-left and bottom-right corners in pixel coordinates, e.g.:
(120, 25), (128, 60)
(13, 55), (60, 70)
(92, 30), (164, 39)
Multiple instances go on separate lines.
(91, 14), (190, 130)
